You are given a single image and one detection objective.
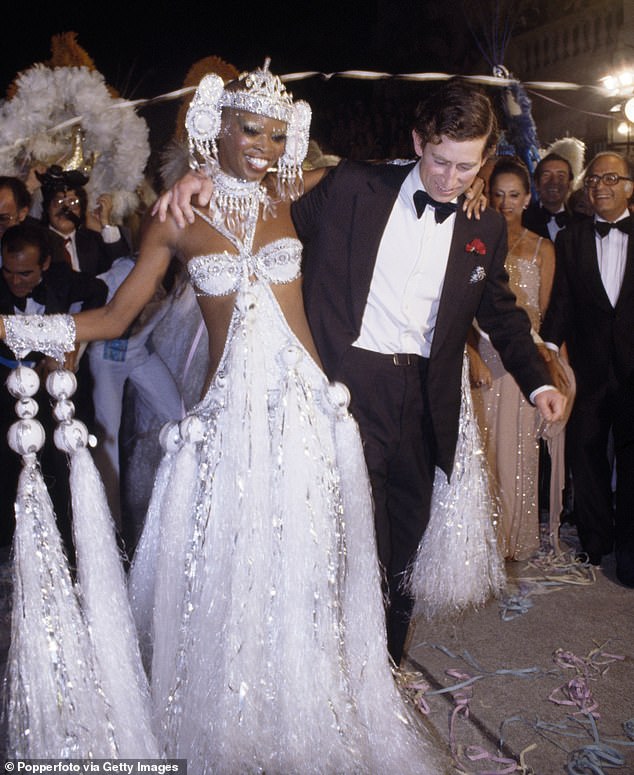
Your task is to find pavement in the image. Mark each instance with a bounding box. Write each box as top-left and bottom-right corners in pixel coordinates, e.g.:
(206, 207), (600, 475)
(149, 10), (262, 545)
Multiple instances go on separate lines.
(1, 527), (633, 774)
(403, 527), (634, 774)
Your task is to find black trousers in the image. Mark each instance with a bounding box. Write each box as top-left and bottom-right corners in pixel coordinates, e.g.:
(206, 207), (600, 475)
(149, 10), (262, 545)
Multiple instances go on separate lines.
(566, 374), (634, 563)
(334, 347), (434, 664)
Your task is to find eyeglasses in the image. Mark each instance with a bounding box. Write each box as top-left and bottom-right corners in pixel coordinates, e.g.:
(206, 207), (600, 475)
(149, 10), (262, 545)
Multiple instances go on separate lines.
(584, 173), (633, 188)
(53, 196), (81, 208)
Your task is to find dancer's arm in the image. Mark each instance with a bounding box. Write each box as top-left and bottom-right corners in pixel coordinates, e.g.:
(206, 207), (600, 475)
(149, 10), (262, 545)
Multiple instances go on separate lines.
(154, 162), (487, 227)
(0, 218), (177, 348)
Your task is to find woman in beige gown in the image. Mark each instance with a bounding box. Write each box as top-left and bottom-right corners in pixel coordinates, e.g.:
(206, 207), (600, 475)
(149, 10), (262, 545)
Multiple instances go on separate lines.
(468, 157), (555, 560)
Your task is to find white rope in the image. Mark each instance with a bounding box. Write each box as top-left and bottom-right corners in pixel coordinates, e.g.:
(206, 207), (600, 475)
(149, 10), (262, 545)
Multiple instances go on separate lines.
(0, 69), (610, 159)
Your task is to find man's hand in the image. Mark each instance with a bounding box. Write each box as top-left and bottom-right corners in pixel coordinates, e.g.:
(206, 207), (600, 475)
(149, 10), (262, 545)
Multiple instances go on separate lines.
(463, 175), (487, 220)
(152, 170), (212, 227)
(25, 163), (47, 194)
(86, 193), (115, 232)
(95, 193), (114, 227)
(534, 388), (567, 424)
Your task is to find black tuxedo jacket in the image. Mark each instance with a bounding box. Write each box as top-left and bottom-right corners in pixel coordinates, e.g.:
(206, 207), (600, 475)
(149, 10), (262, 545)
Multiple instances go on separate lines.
(541, 217), (634, 398)
(48, 226), (129, 276)
(292, 160), (549, 476)
(522, 201), (574, 240)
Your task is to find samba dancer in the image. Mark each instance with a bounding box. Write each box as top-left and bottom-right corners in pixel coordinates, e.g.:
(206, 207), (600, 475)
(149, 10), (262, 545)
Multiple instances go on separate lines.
(2, 60), (448, 773)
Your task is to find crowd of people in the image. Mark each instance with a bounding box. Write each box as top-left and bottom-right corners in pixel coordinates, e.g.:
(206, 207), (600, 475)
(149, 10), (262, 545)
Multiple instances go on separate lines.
(0, 57), (632, 771)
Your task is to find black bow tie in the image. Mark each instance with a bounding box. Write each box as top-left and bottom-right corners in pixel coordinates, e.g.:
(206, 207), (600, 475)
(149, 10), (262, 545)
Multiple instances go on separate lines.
(413, 190), (458, 223)
(594, 216), (631, 238)
(538, 206), (567, 228)
(549, 210), (569, 228)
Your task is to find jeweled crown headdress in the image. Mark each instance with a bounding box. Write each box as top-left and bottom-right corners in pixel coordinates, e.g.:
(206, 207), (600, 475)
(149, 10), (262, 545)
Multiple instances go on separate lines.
(219, 58), (293, 123)
(185, 58), (311, 200)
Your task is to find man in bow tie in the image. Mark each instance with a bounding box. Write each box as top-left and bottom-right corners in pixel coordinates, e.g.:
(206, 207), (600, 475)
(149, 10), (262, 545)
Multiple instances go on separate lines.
(522, 153), (577, 242)
(158, 76), (566, 665)
(541, 152), (634, 587)
(0, 222), (107, 557)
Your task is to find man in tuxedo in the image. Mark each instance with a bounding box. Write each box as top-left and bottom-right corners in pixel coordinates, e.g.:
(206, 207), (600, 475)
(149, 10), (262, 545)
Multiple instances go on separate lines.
(159, 77), (566, 664)
(37, 165), (129, 276)
(522, 156), (578, 524)
(541, 151), (634, 587)
(293, 79), (564, 662)
(522, 153), (574, 241)
(0, 222), (107, 557)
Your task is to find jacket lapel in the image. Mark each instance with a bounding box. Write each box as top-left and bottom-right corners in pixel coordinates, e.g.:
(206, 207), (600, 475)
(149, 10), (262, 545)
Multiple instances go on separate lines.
(349, 163), (414, 327)
(578, 220), (614, 311)
(615, 222), (634, 311)
(431, 207), (482, 356)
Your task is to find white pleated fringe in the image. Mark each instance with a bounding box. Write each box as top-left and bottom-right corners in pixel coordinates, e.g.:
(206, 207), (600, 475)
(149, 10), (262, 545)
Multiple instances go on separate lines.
(128, 451), (175, 669)
(6, 459), (120, 757)
(405, 354), (506, 620)
(129, 283), (447, 773)
(145, 440), (202, 748)
(5, 437), (158, 757)
(69, 447), (158, 756)
(333, 412), (448, 773)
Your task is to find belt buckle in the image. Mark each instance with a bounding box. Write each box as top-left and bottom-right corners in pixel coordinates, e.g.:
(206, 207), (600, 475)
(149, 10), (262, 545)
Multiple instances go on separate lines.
(393, 353), (412, 366)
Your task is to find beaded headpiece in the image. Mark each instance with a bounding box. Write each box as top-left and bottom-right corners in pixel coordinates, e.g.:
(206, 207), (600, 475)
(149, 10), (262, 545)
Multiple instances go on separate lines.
(219, 59), (293, 123)
(185, 58), (311, 200)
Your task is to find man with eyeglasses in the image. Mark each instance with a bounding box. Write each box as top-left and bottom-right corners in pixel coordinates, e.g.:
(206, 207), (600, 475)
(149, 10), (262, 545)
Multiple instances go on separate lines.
(37, 165), (129, 276)
(541, 151), (634, 587)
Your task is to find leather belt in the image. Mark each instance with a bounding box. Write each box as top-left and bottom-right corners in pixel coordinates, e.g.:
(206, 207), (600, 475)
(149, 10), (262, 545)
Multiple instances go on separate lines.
(391, 353), (423, 367)
(347, 346), (428, 371)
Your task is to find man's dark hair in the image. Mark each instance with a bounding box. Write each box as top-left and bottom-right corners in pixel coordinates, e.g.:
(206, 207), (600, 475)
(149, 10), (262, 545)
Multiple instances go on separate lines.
(0, 176), (32, 211)
(413, 77), (499, 156)
(1, 222), (51, 265)
(534, 153), (573, 183)
(489, 156), (531, 194)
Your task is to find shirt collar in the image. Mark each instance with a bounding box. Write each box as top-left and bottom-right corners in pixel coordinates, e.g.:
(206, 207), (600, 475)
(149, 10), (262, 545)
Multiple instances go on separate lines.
(50, 226), (76, 241)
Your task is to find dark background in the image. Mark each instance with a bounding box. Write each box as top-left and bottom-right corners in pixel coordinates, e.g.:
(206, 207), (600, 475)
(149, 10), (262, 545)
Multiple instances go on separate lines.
(0, 1), (498, 183)
(1, 2), (482, 95)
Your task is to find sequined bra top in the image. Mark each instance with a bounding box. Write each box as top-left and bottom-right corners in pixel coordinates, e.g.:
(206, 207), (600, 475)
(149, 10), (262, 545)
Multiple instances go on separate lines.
(187, 208), (302, 297)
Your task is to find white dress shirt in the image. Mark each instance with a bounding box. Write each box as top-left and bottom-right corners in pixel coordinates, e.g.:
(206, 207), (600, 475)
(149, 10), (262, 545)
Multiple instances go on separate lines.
(353, 162), (456, 358)
(595, 208), (630, 307)
(547, 209), (567, 242)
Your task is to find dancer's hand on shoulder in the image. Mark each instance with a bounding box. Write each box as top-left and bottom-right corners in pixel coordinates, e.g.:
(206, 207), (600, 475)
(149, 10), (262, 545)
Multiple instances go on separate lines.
(152, 170), (212, 227)
(463, 175), (487, 220)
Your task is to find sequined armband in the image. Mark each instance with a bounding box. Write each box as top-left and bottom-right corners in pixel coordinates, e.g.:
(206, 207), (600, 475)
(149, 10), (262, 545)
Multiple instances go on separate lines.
(2, 314), (77, 364)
